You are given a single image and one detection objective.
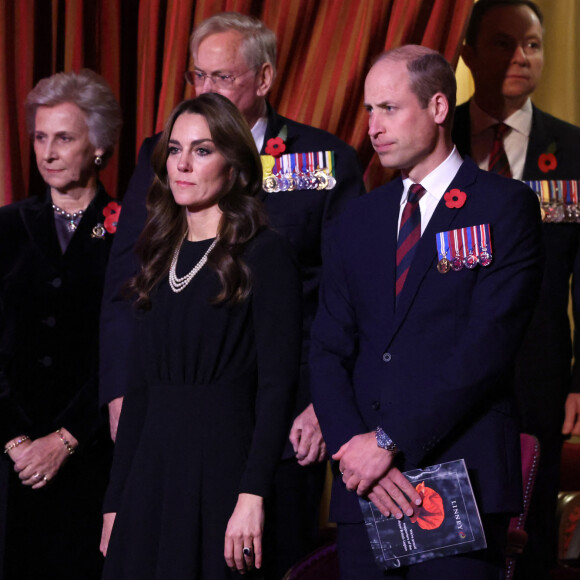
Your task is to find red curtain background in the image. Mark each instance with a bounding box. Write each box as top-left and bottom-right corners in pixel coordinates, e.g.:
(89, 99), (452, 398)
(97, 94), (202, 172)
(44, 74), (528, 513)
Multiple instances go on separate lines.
(0, 0), (473, 206)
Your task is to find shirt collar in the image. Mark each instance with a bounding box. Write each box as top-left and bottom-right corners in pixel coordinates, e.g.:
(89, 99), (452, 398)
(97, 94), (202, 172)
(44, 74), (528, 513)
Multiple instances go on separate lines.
(469, 97), (533, 138)
(401, 146), (463, 206)
(251, 116), (268, 153)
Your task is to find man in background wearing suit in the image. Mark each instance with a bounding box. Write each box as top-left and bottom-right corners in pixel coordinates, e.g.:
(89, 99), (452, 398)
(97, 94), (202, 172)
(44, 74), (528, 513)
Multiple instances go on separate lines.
(310, 44), (543, 579)
(99, 12), (366, 578)
(454, 1), (580, 575)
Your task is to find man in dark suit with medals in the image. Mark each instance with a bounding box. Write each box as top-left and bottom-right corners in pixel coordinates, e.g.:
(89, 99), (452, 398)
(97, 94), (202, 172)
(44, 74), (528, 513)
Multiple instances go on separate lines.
(453, 2), (580, 576)
(99, 12), (366, 577)
(310, 44), (543, 579)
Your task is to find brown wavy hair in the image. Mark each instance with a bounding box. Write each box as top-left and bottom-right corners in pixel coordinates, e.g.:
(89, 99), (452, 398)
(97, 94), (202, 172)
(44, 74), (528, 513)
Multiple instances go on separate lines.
(128, 93), (267, 309)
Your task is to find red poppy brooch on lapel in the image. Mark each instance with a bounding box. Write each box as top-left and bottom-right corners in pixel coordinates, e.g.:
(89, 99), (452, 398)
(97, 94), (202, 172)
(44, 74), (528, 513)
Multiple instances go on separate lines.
(444, 189), (467, 209)
(103, 201), (122, 233)
(91, 201), (122, 239)
(264, 124), (288, 158)
(538, 142), (558, 173)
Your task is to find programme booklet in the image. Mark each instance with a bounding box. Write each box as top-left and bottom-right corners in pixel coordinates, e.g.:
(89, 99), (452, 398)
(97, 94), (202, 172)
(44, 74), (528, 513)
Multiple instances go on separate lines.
(359, 459), (486, 570)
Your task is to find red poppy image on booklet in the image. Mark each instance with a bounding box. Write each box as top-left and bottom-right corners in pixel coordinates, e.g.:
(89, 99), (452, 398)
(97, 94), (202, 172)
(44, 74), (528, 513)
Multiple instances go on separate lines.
(359, 459), (486, 570)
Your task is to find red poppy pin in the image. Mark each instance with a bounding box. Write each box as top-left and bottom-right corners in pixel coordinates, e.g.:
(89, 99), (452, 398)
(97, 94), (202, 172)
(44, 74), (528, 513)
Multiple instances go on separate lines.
(264, 124), (288, 158)
(103, 201), (122, 234)
(444, 188), (467, 209)
(538, 142), (558, 173)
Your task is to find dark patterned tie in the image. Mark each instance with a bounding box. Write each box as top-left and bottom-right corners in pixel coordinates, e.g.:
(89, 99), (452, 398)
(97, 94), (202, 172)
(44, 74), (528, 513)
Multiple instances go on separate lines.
(488, 122), (512, 178)
(396, 183), (426, 301)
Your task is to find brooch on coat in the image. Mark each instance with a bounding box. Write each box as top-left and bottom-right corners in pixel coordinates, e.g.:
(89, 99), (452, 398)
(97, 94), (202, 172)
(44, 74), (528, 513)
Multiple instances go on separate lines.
(92, 201), (122, 239)
(443, 189), (467, 209)
(264, 124), (288, 158)
(537, 142), (558, 174)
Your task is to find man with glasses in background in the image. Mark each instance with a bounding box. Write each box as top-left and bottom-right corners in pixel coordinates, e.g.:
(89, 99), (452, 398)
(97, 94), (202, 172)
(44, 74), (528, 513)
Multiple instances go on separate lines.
(99, 12), (365, 577)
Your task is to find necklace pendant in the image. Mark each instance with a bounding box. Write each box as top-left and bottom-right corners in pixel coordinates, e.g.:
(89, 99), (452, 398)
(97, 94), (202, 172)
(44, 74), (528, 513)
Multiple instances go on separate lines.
(68, 220), (78, 232)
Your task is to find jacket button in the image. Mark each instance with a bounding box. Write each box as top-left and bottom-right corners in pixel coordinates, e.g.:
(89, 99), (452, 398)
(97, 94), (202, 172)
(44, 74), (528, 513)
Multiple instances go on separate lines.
(382, 352), (392, 362)
(43, 316), (56, 327)
(40, 356), (53, 367)
(50, 278), (62, 288)
(372, 401), (380, 411)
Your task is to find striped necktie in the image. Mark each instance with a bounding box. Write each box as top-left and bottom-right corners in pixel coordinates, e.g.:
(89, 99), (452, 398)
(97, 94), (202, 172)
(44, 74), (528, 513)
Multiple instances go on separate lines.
(396, 183), (426, 301)
(488, 122), (512, 178)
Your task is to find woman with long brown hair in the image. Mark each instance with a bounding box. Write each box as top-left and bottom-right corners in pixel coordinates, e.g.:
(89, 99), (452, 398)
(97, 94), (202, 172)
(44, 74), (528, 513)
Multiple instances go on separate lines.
(100, 93), (301, 579)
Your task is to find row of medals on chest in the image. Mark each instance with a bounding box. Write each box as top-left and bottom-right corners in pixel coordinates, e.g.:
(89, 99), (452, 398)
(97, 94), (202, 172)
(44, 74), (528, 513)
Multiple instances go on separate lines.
(261, 154), (336, 193)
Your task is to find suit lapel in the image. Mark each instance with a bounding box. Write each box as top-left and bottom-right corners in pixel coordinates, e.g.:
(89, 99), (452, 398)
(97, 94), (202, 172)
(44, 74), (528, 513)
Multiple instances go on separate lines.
(523, 105), (550, 178)
(259, 103), (284, 202)
(388, 159), (479, 341)
(261, 102), (286, 154)
(20, 192), (63, 266)
(377, 179), (404, 319)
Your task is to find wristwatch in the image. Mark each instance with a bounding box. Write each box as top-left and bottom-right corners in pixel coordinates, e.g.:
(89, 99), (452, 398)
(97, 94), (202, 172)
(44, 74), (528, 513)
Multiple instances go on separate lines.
(375, 426), (398, 454)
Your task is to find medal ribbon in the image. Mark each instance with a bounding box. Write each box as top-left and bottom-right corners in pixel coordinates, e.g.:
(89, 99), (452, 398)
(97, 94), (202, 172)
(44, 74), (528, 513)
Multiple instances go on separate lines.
(524, 180), (580, 205)
(469, 226), (480, 259)
(479, 224), (492, 254)
(436, 231), (450, 262)
(461, 228), (468, 261)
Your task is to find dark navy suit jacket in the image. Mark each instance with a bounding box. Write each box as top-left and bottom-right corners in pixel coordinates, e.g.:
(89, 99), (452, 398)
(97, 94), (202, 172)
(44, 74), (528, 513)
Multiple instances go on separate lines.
(310, 157), (544, 523)
(453, 103), (580, 439)
(99, 104), (366, 425)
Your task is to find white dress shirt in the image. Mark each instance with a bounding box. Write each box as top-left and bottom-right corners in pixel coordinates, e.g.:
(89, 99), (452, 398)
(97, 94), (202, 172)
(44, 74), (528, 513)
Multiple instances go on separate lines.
(399, 146), (464, 236)
(251, 116), (268, 153)
(469, 98), (533, 180)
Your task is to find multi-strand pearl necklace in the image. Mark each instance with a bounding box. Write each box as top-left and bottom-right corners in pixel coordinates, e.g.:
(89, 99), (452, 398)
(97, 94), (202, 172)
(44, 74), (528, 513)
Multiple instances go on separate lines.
(169, 238), (217, 293)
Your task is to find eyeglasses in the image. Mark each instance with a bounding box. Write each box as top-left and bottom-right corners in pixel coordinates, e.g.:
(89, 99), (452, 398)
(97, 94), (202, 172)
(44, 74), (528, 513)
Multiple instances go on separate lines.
(184, 67), (258, 90)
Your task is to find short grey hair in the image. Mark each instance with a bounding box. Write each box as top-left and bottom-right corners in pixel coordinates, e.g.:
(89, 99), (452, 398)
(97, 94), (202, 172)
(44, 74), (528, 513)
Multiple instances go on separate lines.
(25, 69), (122, 166)
(190, 12), (277, 78)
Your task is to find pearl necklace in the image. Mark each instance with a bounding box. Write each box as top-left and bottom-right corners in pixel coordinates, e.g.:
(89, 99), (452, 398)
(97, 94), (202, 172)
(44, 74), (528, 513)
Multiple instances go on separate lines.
(52, 203), (85, 232)
(169, 237), (217, 293)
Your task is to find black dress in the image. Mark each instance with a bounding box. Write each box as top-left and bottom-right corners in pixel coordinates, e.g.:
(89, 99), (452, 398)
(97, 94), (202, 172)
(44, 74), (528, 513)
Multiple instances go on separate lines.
(102, 229), (301, 580)
(0, 187), (114, 580)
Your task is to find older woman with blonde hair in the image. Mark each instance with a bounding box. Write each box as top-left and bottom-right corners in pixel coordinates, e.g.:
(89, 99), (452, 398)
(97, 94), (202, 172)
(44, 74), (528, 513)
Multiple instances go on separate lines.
(0, 68), (122, 579)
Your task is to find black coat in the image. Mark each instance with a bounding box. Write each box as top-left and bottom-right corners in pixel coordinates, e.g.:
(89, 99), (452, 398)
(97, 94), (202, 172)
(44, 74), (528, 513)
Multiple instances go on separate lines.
(0, 186), (115, 579)
(453, 103), (580, 575)
(453, 102), (580, 418)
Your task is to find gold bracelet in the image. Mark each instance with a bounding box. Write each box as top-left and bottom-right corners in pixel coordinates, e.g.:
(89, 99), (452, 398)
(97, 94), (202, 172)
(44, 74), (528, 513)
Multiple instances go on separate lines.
(55, 429), (76, 455)
(4, 435), (30, 454)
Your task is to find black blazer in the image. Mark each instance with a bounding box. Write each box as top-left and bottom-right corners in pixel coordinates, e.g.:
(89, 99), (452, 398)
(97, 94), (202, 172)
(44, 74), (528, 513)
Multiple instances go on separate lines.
(453, 102), (580, 409)
(0, 186), (115, 579)
(310, 158), (544, 522)
(0, 186), (114, 442)
(99, 104), (366, 420)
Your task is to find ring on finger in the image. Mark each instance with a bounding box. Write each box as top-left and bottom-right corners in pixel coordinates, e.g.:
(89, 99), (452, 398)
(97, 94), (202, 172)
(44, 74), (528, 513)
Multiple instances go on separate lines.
(33, 473), (41, 480)
(243, 546), (252, 557)
(43, 475), (49, 482)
